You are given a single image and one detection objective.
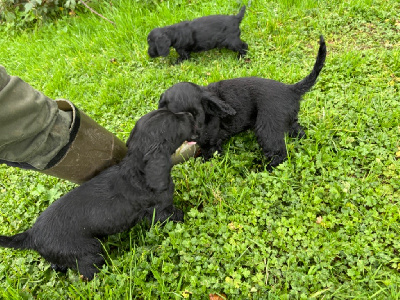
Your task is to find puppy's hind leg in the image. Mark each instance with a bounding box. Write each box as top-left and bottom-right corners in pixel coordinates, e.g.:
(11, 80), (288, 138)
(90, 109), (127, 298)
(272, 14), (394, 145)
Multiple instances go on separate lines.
(255, 119), (288, 170)
(225, 39), (248, 59)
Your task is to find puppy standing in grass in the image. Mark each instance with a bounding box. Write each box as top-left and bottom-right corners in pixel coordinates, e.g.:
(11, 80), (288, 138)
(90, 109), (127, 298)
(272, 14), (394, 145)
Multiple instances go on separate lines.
(0, 109), (197, 280)
(159, 36), (326, 169)
(147, 6), (248, 64)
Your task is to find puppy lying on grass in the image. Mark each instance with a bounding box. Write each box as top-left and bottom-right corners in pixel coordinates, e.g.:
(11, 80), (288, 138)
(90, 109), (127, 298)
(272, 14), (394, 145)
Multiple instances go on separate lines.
(147, 6), (248, 64)
(0, 109), (197, 280)
(159, 36), (326, 169)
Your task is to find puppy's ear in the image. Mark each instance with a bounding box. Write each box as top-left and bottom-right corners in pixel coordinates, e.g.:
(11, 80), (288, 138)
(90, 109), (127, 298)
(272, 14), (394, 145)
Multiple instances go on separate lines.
(158, 93), (167, 108)
(156, 35), (171, 57)
(144, 152), (172, 192)
(126, 126), (137, 148)
(201, 91), (236, 118)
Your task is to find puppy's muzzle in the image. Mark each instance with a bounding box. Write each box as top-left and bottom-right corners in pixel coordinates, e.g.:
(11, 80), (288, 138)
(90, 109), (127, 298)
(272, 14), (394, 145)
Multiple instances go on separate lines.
(178, 111), (199, 141)
(148, 47), (158, 58)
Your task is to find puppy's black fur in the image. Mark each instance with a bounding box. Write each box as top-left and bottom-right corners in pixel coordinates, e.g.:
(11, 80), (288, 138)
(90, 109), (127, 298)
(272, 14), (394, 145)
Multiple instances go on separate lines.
(147, 6), (248, 63)
(0, 109), (197, 280)
(159, 36), (326, 169)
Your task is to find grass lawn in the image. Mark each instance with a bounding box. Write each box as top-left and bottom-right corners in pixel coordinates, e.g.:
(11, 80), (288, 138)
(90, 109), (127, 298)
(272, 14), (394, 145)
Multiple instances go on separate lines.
(0, 0), (399, 298)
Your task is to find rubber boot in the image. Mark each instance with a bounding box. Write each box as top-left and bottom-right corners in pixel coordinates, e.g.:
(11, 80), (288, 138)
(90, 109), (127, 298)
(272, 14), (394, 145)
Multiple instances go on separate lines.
(40, 99), (128, 184)
(171, 141), (200, 165)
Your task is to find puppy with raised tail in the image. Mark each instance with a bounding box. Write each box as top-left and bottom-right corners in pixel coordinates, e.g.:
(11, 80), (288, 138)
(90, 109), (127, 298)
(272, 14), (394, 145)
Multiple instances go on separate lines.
(159, 36), (326, 169)
(147, 6), (248, 64)
(0, 109), (197, 280)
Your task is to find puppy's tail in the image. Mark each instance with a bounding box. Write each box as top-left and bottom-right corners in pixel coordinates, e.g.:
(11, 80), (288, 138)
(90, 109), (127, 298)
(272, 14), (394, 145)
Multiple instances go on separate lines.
(292, 35), (326, 95)
(0, 231), (32, 250)
(236, 6), (246, 22)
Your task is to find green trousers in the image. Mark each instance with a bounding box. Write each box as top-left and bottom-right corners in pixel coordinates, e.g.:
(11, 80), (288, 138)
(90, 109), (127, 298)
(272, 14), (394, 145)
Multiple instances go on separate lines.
(0, 65), (72, 170)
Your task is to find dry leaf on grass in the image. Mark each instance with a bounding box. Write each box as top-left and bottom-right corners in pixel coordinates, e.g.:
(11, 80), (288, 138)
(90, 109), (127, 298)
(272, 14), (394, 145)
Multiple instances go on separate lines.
(209, 293), (227, 300)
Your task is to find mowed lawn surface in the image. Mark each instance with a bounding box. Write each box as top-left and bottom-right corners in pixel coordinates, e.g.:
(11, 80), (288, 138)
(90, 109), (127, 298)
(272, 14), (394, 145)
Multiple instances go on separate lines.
(0, 0), (399, 298)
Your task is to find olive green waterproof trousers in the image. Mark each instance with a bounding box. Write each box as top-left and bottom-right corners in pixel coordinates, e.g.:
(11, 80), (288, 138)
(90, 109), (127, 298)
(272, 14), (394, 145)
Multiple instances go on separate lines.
(0, 65), (72, 170)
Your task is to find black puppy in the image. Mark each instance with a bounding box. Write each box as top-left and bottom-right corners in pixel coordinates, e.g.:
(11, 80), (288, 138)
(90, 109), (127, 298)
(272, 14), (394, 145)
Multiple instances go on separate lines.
(159, 36), (326, 169)
(147, 6), (248, 64)
(0, 109), (197, 280)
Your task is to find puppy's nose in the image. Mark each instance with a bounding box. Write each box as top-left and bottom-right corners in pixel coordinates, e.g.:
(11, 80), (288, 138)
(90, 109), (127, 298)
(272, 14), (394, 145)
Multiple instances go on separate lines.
(148, 48), (157, 58)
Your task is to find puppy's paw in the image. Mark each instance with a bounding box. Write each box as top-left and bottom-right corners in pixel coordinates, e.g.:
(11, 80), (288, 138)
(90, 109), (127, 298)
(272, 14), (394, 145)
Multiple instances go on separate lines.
(80, 274), (92, 282)
(201, 147), (223, 161)
(266, 155), (287, 170)
(78, 267), (98, 281)
(174, 56), (189, 65)
(173, 58), (183, 65)
(289, 129), (306, 139)
(297, 130), (306, 139)
(170, 207), (184, 222)
(153, 206), (184, 224)
(51, 263), (68, 273)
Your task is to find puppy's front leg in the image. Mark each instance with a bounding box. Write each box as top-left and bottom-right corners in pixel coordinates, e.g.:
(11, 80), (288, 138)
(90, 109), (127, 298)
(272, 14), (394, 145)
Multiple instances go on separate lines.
(224, 39), (248, 59)
(198, 119), (224, 160)
(175, 48), (191, 64)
